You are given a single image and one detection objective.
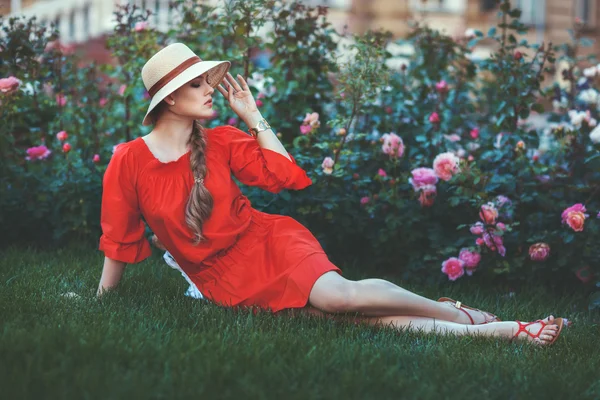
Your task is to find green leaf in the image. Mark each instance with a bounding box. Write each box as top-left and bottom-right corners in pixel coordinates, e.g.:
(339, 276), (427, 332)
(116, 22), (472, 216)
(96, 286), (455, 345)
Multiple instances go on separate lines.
(487, 27), (497, 37)
(531, 103), (544, 113)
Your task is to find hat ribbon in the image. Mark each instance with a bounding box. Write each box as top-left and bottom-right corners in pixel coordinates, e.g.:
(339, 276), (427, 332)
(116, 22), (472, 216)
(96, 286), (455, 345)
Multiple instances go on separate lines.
(148, 55), (201, 97)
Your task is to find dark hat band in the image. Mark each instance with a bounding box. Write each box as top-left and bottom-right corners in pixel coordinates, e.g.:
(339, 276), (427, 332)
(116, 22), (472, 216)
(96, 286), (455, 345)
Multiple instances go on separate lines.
(148, 56), (201, 97)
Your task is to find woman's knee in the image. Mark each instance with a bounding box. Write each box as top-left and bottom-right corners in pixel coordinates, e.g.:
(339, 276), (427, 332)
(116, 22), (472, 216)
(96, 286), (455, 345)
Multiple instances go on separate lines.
(308, 272), (357, 313)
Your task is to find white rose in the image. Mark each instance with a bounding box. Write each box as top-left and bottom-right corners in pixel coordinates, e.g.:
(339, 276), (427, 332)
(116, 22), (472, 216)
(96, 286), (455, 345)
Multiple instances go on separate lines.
(584, 67), (597, 78)
(578, 89), (599, 104)
(589, 125), (600, 144)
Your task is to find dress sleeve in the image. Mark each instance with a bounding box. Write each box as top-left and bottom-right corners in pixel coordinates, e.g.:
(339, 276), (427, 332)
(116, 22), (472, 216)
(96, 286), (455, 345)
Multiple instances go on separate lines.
(219, 125), (313, 194)
(98, 144), (152, 264)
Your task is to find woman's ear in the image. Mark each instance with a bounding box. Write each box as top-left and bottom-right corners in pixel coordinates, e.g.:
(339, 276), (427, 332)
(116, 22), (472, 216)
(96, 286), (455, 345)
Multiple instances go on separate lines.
(165, 95), (175, 106)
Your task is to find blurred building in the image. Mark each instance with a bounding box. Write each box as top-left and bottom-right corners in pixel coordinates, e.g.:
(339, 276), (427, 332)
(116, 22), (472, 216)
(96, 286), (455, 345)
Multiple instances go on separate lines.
(349, 0), (600, 59)
(0, 0), (597, 62)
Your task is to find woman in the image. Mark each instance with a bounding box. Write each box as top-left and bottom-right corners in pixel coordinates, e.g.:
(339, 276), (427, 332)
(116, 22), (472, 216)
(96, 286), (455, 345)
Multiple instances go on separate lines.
(96, 43), (564, 346)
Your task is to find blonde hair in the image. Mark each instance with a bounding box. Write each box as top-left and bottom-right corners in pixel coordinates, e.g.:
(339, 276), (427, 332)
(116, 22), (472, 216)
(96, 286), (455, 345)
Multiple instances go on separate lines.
(148, 101), (214, 245)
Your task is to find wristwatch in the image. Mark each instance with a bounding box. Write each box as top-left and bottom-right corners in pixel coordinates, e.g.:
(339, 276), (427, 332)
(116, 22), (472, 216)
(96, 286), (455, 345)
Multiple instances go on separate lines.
(248, 118), (271, 138)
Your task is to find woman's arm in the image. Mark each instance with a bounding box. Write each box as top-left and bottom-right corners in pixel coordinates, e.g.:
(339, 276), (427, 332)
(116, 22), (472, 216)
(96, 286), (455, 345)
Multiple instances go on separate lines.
(97, 256), (127, 297)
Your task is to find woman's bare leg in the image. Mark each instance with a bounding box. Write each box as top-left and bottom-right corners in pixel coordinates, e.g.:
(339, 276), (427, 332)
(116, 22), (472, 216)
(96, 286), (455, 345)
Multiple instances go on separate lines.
(309, 272), (495, 324)
(293, 307), (561, 345)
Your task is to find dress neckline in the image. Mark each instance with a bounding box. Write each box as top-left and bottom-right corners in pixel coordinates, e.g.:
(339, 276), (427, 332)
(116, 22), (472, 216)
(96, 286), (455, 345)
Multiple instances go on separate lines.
(137, 136), (191, 165)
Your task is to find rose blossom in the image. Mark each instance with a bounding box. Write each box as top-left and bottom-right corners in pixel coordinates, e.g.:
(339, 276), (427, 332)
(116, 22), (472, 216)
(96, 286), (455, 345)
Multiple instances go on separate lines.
(418, 185), (437, 207)
(227, 117), (238, 125)
(93, 154), (100, 163)
(62, 143), (71, 153)
(429, 112), (440, 124)
(321, 156), (334, 175)
(25, 145), (52, 161)
(561, 203), (589, 232)
(56, 131), (68, 141)
(435, 80), (448, 94)
(432, 152), (460, 181)
(118, 84), (127, 96)
(56, 94), (67, 107)
(479, 202), (499, 224)
(483, 232), (506, 256)
(0, 76), (22, 93)
(529, 243), (550, 261)
(470, 222), (485, 235)
(99, 97), (108, 107)
(470, 127), (480, 139)
(381, 133), (404, 158)
(134, 21), (149, 31)
(360, 196), (370, 205)
(378, 168), (387, 177)
(458, 248), (481, 274)
(441, 257), (465, 281)
(409, 167), (438, 191)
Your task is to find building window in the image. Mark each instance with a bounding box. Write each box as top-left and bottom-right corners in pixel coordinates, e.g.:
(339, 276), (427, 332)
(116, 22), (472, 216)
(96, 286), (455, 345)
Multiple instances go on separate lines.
(516, 0), (545, 28)
(68, 10), (75, 40)
(576, 0), (597, 28)
(410, 0), (466, 13)
(83, 3), (90, 39)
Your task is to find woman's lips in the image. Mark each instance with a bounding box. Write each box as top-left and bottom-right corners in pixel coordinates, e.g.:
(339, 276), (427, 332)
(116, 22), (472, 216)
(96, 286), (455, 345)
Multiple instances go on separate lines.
(204, 99), (212, 105)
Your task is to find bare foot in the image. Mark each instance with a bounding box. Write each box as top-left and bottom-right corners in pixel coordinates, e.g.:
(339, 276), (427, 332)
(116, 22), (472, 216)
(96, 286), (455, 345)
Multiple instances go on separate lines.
(511, 315), (561, 345)
(442, 301), (498, 325)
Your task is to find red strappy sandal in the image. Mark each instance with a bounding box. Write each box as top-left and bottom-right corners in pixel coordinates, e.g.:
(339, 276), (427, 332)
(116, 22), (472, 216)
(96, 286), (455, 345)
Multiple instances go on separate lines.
(437, 297), (502, 324)
(512, 317), (564, 345)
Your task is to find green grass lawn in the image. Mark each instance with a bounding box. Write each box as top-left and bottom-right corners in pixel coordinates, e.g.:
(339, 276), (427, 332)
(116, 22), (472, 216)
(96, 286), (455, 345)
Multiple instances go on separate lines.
(1, 243), (599, 399)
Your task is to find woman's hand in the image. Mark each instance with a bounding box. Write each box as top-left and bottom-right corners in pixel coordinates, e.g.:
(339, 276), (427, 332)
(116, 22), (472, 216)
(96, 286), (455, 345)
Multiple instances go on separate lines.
(216, 72), (261, 125)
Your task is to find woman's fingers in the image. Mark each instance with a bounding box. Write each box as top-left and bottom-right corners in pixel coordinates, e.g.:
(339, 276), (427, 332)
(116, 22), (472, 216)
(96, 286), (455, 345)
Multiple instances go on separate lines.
(216, 83), (228, 97)
(226, 72), (243, 92)
(237, 74), (250, 91)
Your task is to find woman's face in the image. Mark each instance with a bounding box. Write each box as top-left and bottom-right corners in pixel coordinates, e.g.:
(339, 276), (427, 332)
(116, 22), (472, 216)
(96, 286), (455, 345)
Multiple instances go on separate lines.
(163, 73), (215, 120)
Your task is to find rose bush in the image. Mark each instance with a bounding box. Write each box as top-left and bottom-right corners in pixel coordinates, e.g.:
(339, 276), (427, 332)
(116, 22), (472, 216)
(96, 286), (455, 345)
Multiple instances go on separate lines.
(2, 0), (600, 308)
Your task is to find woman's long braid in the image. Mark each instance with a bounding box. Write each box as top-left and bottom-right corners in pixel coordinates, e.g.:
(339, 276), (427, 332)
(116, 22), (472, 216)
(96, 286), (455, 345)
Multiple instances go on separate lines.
(185, 120), (214, 245)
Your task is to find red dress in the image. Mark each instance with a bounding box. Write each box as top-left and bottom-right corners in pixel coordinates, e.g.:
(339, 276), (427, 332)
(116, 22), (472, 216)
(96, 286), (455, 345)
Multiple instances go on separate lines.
(98, 125), (342, 313)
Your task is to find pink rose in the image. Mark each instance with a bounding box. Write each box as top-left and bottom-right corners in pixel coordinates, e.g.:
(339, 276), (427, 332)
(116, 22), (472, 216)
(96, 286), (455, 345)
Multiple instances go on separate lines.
(479, 202), (499, 224)
(62, 143), (71, 153)
(0, 76), (22, 93)
(409, 167), (438, 191)
(429, 112), (440, 124)
(25, 145), (52, 161)
(441, 257), (465, 281)
(470, 222), (485, 235)
(381, 133), (404, 158)
(458, 248), (481, 274)
(418, 185), (437, 207)
(496, 222), (506, 231)
(322, 156), (334, 175)
(378, 168), (387, 177)
(483, 232), (505, 256)
(470, 127), (479, 139)
(300, 124), (312, 135)
(93, 154), (100, 163)
(256, 99), (263, 107)
(56, 94), (67, 107)
(360, 196), (370, 206)
(435, 80), (448, 94)
(118, 84), (127, 96)
(56, 131), (68, 141)
(432, 152), (460, 181)
(529, 243), (550, 261)
(134, 21), (149, 31)
(475, 238), (484, 246)
(561, 203), (588, 232)
(99, 97), (108, 107)
(227, 117), (238, 125)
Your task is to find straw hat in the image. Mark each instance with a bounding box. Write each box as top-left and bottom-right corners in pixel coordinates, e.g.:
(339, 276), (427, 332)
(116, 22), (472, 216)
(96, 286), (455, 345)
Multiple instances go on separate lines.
(141, 43), (231, 126)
